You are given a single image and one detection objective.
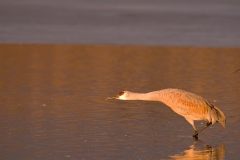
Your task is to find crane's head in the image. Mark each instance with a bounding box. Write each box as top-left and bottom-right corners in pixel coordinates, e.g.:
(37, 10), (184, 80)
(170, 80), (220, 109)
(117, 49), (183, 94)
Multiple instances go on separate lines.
(106, 91), (128, 100)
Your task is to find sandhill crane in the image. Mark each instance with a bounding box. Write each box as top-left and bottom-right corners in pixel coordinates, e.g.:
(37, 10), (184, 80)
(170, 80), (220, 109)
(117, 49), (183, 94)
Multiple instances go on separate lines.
(106, 88), (226, 138)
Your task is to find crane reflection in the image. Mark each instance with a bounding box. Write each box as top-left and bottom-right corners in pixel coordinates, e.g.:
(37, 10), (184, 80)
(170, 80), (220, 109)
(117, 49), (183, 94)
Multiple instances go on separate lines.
(169, 141), (225, 160)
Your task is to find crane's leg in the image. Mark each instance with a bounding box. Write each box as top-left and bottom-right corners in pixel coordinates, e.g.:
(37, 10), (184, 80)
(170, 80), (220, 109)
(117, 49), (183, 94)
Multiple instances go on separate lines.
(193, 122), (212, 137)
(185, 118), (198, 139)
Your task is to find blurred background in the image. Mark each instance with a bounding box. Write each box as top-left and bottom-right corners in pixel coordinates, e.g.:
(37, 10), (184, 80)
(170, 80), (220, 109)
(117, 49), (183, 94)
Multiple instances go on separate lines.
(1, 0), (240, 46)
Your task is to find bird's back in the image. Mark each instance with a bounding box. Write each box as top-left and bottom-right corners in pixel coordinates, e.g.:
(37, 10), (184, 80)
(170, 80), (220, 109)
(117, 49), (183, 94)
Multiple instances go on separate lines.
(156, 89), (225, 126)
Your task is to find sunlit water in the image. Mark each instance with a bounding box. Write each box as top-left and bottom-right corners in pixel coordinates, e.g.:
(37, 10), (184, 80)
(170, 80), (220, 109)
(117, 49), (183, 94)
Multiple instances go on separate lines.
(0, 44), (239, 159)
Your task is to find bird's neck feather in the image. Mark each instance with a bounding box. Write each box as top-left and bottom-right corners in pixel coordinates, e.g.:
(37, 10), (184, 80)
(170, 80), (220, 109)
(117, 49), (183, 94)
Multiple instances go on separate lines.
(127, 91), (164, 102)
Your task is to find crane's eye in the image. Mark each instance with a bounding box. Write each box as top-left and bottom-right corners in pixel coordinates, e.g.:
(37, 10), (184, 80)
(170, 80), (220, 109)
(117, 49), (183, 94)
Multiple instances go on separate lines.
(119, 91), (124, 96)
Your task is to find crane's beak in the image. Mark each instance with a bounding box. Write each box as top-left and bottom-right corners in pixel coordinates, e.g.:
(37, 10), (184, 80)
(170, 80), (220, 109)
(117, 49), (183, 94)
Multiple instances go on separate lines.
(106, 95), (119, 100)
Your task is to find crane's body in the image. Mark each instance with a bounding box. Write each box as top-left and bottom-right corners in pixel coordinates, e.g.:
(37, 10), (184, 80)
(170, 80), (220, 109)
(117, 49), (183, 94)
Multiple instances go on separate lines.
(106, 88), (226, 138)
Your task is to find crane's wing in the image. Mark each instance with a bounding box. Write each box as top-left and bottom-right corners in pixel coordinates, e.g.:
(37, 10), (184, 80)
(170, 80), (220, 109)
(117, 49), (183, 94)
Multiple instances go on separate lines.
(173, 90), (210, 118)
(174, 90), (226, 127)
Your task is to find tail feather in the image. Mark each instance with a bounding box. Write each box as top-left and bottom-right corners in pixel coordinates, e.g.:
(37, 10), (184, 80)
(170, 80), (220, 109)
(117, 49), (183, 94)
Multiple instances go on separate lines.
(211, 106), (226, 128)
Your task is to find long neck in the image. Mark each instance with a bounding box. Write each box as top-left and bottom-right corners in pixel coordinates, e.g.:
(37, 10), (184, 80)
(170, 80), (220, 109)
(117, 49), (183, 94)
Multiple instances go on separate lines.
(127, 91), (165, 102)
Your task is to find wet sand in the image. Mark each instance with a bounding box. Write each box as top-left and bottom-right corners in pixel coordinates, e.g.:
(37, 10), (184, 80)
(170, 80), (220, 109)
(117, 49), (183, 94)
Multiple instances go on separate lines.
(0, 0), (240, 47)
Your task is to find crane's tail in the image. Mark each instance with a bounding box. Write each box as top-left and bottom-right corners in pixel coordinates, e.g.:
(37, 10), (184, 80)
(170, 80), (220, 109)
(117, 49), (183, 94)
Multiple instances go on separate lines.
(211, 106), (226, 128)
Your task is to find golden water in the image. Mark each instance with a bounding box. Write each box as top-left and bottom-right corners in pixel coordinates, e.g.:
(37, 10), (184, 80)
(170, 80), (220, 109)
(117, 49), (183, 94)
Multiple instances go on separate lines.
(0, 44), (239, 159)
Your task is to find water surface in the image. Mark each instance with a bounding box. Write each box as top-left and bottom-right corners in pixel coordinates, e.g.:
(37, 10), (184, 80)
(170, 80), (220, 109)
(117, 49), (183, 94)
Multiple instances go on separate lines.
(0, 44), (240, 159)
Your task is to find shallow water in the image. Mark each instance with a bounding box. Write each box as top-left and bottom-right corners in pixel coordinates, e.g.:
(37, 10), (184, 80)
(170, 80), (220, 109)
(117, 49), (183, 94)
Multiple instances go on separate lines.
(0, 44), (240, 159)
